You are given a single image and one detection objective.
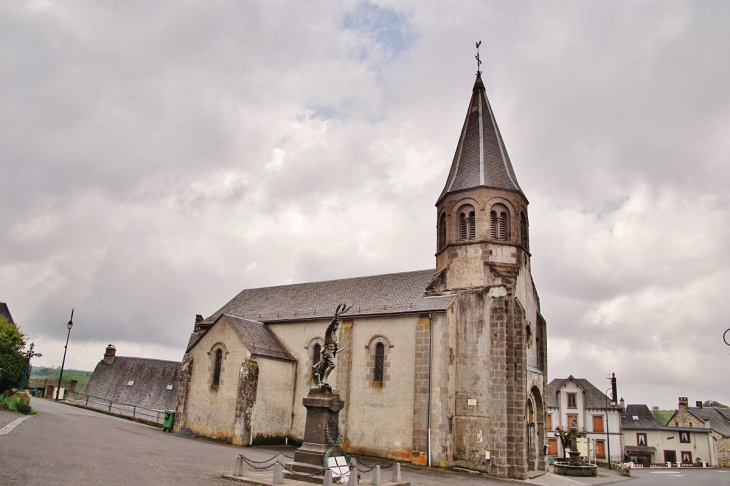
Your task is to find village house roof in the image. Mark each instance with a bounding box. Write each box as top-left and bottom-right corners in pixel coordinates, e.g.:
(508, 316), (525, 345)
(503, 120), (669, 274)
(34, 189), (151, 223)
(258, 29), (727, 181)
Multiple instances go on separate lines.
(0, 302), (15, 324)
(437, 73), (524, 205)
(546, 377), (621, 410)
(672, 406), (730, 438)
(624, 404), (712, 434)
(189, 314), (296, 362)
(623, 404), (664, 430)
(202, 269), (456, 326)
(85, 356), (180, 411)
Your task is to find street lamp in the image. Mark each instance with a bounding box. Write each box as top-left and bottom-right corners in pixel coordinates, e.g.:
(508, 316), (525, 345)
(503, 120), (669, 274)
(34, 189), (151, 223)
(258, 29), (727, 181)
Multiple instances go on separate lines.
(55, 309), (74, 401)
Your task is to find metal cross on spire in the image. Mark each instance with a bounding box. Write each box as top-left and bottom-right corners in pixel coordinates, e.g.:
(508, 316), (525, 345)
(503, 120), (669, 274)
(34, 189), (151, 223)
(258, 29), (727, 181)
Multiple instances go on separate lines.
(475, 41), (482, 75)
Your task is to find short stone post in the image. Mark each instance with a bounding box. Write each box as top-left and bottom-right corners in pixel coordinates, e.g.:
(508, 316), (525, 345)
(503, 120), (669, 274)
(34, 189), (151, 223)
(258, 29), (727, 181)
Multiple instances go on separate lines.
(348, 466), (358, 486)
(323, 469), (334, 486)
(234, 456), (244, 477)
(272, 462), (283, 484)
(391, 462), (401, 481)
(370, 465), (381, 485)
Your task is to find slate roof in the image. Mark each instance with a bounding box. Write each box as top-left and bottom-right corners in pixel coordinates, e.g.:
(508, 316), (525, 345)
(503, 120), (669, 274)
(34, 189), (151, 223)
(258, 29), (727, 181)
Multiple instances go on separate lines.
(438, 74), (524, 205)
(0, 302), (14, 324)
(203, 269), (456, 325)
(623, 404), (663, 430)
(546, 377), (621, 410)
(190, 314), (295, 362)
(85, 356), (180, 411)
(681, 407), (730, 438)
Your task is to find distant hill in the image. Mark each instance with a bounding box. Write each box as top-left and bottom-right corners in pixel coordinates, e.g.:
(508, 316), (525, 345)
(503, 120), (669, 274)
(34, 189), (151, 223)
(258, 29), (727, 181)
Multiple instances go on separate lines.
(703, 400), (729, 408)
(650, 409), (676, 426)
(30, 367), (93, 393)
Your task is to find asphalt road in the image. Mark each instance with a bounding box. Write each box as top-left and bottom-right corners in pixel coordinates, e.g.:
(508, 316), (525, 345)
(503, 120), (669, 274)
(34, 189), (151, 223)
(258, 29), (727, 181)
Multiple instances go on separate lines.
(1, 399), (728, 485)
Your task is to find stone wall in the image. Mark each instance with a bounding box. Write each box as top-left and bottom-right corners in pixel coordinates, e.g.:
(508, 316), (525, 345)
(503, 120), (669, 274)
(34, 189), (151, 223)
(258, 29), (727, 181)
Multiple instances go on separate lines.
(672, 405), (728, 467)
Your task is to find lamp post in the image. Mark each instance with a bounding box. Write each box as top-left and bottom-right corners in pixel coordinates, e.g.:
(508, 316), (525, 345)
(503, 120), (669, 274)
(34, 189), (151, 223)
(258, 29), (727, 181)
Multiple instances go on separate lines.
(605, 387), (615, 470)
(55, 309), (74, 401)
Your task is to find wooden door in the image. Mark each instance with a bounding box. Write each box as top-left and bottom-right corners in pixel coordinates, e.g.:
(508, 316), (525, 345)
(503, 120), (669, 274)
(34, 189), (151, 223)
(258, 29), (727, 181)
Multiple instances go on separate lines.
(596, 440), (605, 459)
(664, 450), (676, 463)
(548, 438), (557, 456)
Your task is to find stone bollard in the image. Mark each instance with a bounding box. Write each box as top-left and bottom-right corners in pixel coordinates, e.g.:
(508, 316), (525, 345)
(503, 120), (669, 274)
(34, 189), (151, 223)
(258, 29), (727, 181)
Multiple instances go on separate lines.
(234, 456), (244, 477)
(370, 465), (381, 485)
(272, 462), (283, 484)
(323, 469), (334, 486)
(391, 462), (401, 482)
(348, 466), (358, 486)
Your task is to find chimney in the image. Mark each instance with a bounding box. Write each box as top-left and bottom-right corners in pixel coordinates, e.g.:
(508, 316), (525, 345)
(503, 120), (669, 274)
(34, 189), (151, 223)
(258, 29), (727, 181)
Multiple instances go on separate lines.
(620, 397), (625, 410)
(679, 397), (688, 409)
(611, 373), (617, 405)
(194, 314), (205, 333)
(103, 344), (116, 365)
(696, 401), (703, 409)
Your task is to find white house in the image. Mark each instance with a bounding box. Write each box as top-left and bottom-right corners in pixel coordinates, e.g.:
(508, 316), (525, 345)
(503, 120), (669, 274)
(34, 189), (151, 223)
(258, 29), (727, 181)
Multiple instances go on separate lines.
(546, 376), (623, 463)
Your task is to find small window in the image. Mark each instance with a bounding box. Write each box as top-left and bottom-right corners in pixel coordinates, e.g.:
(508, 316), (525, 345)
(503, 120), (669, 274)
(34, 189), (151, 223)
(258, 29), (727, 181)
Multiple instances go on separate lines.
(438, 213), (447, 250)
(633, 415), (640, 421)
(459, 205), (476, 241)
(593, 415), (604, 433)
(567, 392), (577, 409)
(680, 431), (690, 443)
(490, 204), (510, 241)
(166, 384), (174, 391)
(313, 343), (322, 367)
(637, 433), (647, 446)
(374, 343), (385, 382)
(212, 348), (223, 389)
(681, 451), (692, 464)
(127, 380), (134, 386)
(520, 211), (529, 248)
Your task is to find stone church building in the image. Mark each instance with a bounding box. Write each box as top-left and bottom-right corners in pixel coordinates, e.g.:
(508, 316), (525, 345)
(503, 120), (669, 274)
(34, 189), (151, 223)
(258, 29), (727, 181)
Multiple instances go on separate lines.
(175, 73), (548, 479)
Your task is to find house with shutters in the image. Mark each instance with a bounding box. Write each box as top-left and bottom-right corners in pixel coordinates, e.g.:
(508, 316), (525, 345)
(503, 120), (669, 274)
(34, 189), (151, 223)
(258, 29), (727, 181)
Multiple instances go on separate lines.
(666, 397), (730, 467)
(175, 71), (549, 480)
(546, 377), (623, 463)
(622, 403), (716, 466)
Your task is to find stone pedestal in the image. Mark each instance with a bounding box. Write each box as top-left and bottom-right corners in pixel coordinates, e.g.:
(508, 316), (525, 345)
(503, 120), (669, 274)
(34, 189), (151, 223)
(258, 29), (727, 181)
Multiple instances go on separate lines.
(285, 385), (345, 481)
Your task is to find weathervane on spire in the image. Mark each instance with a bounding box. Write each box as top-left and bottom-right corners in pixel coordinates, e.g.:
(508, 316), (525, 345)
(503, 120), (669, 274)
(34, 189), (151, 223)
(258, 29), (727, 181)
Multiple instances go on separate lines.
(475, 41), (482, 75)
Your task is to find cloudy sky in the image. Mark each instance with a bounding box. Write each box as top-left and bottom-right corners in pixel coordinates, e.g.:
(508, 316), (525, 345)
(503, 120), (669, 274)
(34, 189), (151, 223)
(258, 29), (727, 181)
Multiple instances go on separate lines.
(2, 0), (729, 410)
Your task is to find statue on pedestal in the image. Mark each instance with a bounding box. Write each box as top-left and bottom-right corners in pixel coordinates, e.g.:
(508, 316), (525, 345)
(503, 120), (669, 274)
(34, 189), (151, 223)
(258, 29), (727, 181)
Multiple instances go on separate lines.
(312, 304), (350, 387)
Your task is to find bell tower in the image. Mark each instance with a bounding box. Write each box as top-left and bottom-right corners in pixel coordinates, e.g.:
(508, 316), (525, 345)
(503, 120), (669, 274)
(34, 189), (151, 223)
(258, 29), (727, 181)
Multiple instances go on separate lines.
(429, 70), (547, 479)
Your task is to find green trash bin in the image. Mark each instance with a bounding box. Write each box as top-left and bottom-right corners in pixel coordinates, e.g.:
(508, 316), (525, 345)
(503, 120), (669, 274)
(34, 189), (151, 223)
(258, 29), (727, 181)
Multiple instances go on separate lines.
(163, 410), (175, 432)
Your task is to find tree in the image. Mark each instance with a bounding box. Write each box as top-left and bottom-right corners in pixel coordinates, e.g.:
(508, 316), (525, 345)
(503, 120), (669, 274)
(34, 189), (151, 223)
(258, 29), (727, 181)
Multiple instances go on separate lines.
(555, 427), (572, 458)
(0, 315), (28, 393)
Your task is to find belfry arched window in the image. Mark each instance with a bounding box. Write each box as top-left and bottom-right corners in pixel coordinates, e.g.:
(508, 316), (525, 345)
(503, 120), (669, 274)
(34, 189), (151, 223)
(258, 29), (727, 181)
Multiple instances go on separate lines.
(520, 211), (529, 249)
(313, 343), (321, 367)
(490, 204), (510, 241)
(459, 205), (476, 241)
(212, 349), (222, 388)
(438, 213), (447, 250)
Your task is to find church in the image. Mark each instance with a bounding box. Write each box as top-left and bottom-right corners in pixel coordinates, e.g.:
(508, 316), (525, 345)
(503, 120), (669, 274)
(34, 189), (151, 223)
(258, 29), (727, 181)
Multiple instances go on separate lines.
(174, 72), (548, 480)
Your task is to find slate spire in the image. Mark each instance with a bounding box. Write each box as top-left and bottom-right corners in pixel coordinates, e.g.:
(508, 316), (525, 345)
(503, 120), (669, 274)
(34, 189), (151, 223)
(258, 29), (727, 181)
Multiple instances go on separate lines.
(437, 74), (523, 204)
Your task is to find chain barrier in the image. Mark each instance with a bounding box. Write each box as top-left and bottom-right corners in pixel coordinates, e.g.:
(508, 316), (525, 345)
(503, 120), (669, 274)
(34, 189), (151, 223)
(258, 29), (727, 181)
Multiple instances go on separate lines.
(237, 452), (291, 465)
(236, 450), (396, 477)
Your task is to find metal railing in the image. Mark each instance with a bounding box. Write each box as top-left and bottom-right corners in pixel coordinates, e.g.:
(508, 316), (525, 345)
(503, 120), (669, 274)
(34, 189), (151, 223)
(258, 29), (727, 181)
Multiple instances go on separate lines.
(67, 391), (166, 425)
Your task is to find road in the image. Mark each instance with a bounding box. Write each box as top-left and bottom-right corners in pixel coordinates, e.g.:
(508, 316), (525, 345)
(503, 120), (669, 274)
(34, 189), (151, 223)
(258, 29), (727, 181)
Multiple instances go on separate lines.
(0, 399), (727, 485)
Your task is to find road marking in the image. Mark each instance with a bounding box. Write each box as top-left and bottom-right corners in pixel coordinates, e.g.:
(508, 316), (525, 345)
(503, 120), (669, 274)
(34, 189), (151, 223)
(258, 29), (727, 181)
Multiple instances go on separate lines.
(0, 416), (30, 435)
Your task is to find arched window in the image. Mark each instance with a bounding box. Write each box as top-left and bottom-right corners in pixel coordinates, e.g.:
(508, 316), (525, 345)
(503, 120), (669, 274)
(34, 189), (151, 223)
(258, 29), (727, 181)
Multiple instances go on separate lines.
(459, 205), (476, 241)
(366, 335), (392, 387)
(520, 211), (529, 249)
(212, 349), (222, 388)
(374, 343), (385, 382)
(313, 343), (321, 367)
(490, 204), (510, 241)
(438, 213), (447, 250)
